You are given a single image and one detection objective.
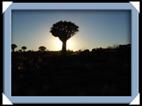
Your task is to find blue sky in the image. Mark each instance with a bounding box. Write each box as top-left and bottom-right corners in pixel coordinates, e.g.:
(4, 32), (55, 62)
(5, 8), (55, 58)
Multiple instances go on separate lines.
(12, 10), (131, 51)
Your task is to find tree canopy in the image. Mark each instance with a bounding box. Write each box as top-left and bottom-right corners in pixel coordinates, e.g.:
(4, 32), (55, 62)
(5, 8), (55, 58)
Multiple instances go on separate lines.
(39, 46), (46, 52)
(21, 46), (27, 51)
(12, 44), (17, 52)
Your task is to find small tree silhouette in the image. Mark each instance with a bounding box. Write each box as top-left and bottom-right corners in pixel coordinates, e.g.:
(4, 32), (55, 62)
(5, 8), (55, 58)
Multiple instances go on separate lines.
(21, 46), (27, 52)
(39, 46), (46, 52)
(50, 20), (79, 54)
(12, 44), (17, 52)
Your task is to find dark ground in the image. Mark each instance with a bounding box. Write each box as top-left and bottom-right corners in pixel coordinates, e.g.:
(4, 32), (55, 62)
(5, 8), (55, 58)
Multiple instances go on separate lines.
(12, 44), (131, 96)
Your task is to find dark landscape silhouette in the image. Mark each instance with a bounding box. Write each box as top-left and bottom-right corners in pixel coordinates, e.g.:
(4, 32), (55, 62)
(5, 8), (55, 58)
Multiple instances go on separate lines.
(12, 44), (131, 96)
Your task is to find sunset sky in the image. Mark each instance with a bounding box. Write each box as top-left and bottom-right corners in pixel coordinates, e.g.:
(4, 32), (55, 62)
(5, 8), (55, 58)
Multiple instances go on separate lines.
(12, 10), (131, 51)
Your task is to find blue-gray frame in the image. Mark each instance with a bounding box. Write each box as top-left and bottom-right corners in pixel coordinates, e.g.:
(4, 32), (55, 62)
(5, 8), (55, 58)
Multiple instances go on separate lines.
(3, 3), (139, 104)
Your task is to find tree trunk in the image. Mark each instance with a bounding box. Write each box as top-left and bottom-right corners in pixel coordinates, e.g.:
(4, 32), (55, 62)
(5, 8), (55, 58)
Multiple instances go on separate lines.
(62, 40), (66, 54)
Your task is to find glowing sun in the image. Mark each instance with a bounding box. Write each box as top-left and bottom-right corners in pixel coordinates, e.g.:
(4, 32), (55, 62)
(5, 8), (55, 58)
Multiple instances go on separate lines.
(46, 35), (76, 51)
(53, 37), (75, 51)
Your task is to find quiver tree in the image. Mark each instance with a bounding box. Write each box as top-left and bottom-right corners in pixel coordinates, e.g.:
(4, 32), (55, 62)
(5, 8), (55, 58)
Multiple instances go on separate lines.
(12, 44), (17, 52)
(21, 46), (27, 52)
(39, 46), (46, 52)
(50, 20), (79, 54)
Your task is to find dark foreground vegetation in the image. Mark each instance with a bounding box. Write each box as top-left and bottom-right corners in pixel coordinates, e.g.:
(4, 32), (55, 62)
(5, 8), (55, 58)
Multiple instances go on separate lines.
(12, 44), (131, 96)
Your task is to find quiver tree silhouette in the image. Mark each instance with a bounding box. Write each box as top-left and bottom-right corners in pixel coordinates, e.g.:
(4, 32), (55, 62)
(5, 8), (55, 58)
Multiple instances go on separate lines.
(39, 46), (46, 52)
(50, 20), (79, 54)
(12, 44), (17, 52)
(21, 46), (27, 52)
